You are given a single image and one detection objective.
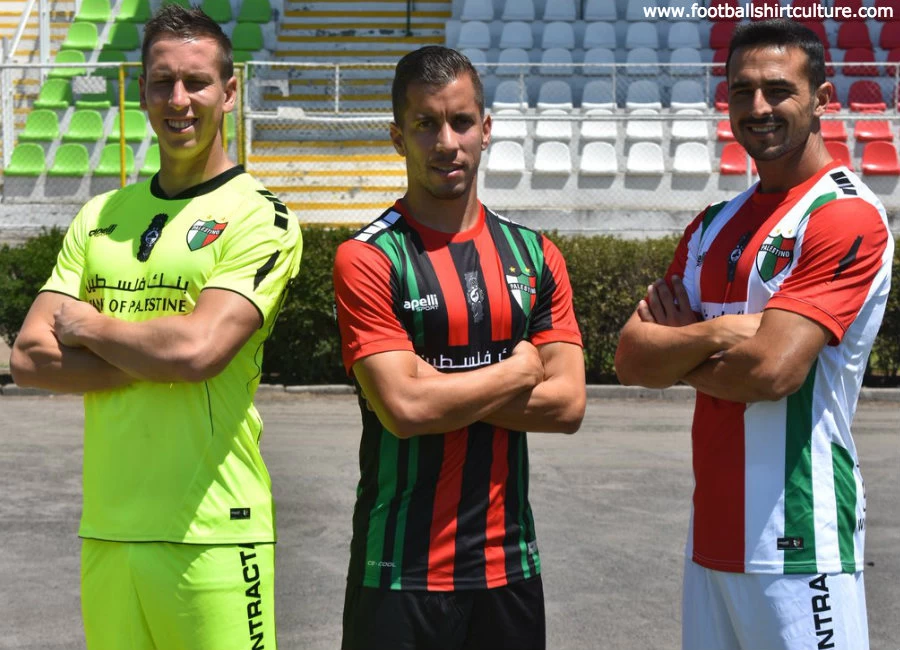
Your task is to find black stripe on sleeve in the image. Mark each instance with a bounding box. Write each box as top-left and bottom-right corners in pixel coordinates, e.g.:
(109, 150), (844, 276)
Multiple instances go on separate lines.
(253, 251), (281, 290)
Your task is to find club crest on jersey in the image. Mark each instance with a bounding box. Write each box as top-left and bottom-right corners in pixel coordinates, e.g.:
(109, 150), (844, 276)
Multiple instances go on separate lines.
(186, 219), (227, 251)
(506, 266), (537, 314)
(756, 228), (796, 282)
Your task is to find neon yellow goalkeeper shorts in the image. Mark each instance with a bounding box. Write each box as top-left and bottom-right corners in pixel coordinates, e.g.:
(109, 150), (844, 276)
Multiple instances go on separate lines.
(81, 539), (276, 650)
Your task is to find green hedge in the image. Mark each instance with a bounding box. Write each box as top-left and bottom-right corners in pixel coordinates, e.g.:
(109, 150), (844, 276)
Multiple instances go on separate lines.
(1, 227), (898, 385)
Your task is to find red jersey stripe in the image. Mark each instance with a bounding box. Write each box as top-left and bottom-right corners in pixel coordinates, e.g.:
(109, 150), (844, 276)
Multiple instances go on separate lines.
(485, 428), (510, 588)
(427, 247), (469, 347)
(473, 228), (511, 342)
(427, 429), (468, 590)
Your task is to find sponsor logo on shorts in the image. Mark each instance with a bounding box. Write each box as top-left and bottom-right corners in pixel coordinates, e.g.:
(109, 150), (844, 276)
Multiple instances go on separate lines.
(777, 536), (804, 551)
(239, 544), (267, 649)
(231, 507), (251, 520)
(809, 574), (835, 649)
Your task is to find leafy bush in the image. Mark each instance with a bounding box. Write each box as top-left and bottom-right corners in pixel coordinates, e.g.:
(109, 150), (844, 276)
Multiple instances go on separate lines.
(1, 227), (897, 384)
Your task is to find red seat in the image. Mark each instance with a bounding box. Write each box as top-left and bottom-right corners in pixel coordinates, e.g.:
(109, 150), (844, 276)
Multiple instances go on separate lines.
(714, 80), (729, 112)
(848, 80), (887, 111)
(709, 21), (737, 49)
(861, 141), (900, 174)
(712, 48), (728, 77)
(879, 21), (900, 48)
(837, 22), (873, 49)
(708, 0), (740, 21)
(874, 0), (900, 21)
(798, 21), (829, 48)
(823, 48), (836, 76)
(854, 114), (894, 141)
(833, 0), (865, 21)
(717, 119), (735, 141)
(720, 142), (757, 175)
(826, 141), (854, 170)
(842, 48), (879, 76)
(821, 119), (849, 142)
(884, 48), (900, 76)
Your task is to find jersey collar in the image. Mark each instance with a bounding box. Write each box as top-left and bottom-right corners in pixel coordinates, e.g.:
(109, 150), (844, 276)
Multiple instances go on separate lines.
(150, 165), (245, 200)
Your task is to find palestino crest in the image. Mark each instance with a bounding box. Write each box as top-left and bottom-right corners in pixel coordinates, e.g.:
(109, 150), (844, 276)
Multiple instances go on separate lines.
(506, 265), (537, 315)
(186, 219), (227, 251)
(756, 227), (796, 282)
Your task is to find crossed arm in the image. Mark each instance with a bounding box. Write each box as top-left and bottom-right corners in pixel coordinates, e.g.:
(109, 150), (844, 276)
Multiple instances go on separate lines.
(353, 339), (586, 439)
(614, 276), (830, 403)
(11, 289), (260, 392)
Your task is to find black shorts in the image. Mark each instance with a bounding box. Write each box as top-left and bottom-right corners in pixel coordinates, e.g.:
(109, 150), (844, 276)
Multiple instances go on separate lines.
(341, 575), (546, 650)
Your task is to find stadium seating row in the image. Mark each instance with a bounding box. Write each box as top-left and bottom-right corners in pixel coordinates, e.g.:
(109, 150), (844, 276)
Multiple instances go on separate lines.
(5, 142), (160, 177)
(74, 0), (272, 24)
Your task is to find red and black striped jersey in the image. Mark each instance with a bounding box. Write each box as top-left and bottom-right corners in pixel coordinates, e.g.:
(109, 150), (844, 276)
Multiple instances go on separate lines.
(333, 200), (582, 591)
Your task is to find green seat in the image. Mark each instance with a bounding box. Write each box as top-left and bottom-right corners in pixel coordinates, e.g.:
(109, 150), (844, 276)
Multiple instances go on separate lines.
(160, 0), (191, 8)
(48, 143), (90, 176)
(75, 0), (111, 22)
(61, 21), (99, 51)
(48, 49), (86, 79)
(95, 47), (128, 79)
(116, 0), (150, 22)
(232, 22), (264, 52)
(94, 143), (135, 176)
(18, 109), (60, 142)
(63, 109), (105, 143)
(75, 82), (114, 109)
(232, 50), (255, 63)
(123, 77), (142, 109)
(225, 112), (236, 141)
(4, 143), (46, 176)
(34, 79), (74, 109)
(237, 0), (271, 23)
(140, 143), (160, 175)
(202, 0), (232, 22)
(106, 22), (140, 51)
(110, 109), (147, 143)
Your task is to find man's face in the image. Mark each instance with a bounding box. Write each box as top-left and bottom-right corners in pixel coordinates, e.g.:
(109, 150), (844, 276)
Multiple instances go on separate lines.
(728, 45), (828, 162)
(390, 74), (491, 202)
(140, 35), (235, 161)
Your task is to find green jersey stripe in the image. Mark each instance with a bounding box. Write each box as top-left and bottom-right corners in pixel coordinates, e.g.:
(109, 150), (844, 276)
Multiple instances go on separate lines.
(363, 428), (399, 587)
(390, 436), (420, 589)
(831, 443), (858, 573)
(373, 231), (425, 347)
(700, 201), (727, 237)
(515, 432), (533, 579)
(783, 361), (818, 573)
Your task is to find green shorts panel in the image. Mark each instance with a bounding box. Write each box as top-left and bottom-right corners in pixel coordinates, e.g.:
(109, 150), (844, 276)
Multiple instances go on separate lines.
(81, 539), (276, 650)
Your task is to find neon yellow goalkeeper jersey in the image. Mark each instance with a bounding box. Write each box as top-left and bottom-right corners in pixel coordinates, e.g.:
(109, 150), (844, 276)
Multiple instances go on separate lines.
(41, 166), (302, 544)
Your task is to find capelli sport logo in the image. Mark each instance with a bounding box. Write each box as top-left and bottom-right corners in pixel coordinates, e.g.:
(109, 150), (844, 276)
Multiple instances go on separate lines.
(403, 294), (439, 312)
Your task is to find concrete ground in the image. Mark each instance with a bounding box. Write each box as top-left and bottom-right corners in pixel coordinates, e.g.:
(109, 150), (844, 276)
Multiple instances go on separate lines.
(0, 392), (897, 650)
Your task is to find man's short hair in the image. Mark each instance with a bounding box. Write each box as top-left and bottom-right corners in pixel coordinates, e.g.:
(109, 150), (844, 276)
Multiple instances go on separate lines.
(391, 46), (485, 124)
(726, 19), (826, 90)
(141, 4), (234, 81)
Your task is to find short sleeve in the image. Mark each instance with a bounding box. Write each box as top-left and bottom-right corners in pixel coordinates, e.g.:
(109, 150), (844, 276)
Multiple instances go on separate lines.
(529, 236), (583, 347)
(333, 238), (414, 374)
(204, 200), (302, 327)
(41, 207), (88, 299)
(766, 198), (890, 343)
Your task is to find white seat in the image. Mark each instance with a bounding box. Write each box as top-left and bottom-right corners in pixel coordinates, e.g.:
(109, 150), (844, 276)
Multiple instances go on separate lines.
(625, 108), (663, 142)
(499, 21), (534, 50)
(541, 21), (576, 50)
(625, 48), (659, 76)
(626, 0), (655, 20)
(460, 48), (488, 69)
(543, 0), (577, 21)
(540, 48), (574, 76)
(625, 22), (659, 49)
(581, 79), (616, 109)
(502, 0), (536, 21)
(669, 47), (703, 76)
(625, 79), (662, 111)
(492, 80), (529, 110)
(672, 141), (712, 174)
(535, 108), (574, 141)
(534, 141), (572, 174)
(456, 21), (492, 50)
(583, 21), (617, 49)
(460, 0), (494, 21)
(496, 48), (532, 77)
(666, 22), (701, 49)
(669, 80), (707, 110)
(583, 48), (616, 76)
(490, 109), (528, 141)
(580, 108), (618, 141)
(583, 0), (618, 21)
(537, 80), (574, 111)
(626, 141), (665, 174)
(487, 141), (526, 173)
(579, 141), (618, 175)
(670, 109), (710, 142)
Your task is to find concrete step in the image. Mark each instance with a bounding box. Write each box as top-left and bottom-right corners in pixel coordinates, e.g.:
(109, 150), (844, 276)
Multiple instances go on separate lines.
(275, 34), (443, 49)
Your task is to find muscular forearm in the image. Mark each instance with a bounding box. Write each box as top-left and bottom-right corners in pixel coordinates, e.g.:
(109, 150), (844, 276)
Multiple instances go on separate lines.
(10, 338), (134, 393)
(482, 376), (585, 433)
(684, 345), (797, 403)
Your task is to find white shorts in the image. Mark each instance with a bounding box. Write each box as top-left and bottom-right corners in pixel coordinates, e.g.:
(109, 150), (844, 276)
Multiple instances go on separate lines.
(682, 557), (868, 650)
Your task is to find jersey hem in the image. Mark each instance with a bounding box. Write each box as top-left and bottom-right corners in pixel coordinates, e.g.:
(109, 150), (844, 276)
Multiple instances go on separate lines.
(692, 555), (864, 574)
(349, 568), (541, 592)
(78, 532), (278, 545)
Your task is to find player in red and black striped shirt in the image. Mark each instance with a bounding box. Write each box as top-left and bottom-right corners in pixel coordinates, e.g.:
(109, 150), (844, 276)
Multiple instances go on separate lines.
(333, 46), (586, 650)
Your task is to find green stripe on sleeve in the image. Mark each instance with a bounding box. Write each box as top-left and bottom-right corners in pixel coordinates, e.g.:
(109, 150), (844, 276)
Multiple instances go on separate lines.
(363, 429), (399, 587)
(390, 436), (419, 589)
(831, 443), (859, 573)
(783, 362), (818, 573)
